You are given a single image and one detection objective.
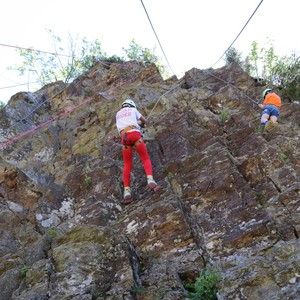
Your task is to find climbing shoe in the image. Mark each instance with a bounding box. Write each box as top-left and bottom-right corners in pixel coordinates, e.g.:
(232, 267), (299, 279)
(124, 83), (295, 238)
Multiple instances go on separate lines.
(264, 121), (278, 132)
(147, 178), (161, 192)
(123, 188), (132, 205)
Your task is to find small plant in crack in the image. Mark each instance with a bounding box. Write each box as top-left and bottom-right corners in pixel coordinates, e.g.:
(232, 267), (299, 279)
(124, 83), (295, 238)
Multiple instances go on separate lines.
(161, 166), (174, 179)
(184, 268), (221, 300)
(48, 228), (59, 238)
(85, 175), (92, 188)
(19, 265), (29, 278)
(220, 111), (229, 122)
(255, 191), (263, 200)
(133, 285), (146, 295)
(257, 124), (264, 134)
(279, 152), (288, 162)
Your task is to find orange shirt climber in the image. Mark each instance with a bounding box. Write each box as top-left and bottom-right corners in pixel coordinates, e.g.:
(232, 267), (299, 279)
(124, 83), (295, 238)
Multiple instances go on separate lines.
(263, 92), (281, 109)
(259, 88), (281, 132)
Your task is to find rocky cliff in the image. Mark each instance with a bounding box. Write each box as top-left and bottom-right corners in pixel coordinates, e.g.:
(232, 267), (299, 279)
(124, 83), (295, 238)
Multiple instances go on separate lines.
(0, 61), (299, 300)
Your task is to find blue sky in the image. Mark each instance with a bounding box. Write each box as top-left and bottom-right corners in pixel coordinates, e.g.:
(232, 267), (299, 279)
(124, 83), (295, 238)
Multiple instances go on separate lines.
(0, 0), (299, 103)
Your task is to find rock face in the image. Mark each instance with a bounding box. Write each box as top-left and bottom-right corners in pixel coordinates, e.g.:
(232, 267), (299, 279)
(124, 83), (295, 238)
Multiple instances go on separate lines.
(0, 61), (299, 299)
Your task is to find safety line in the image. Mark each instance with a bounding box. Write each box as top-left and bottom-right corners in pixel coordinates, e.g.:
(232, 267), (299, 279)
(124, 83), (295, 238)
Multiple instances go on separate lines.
(0, 42), (71, 58)
(0, 0), (266, 150)
(139, 0), (175, 76)
(146, 81), (183, 121)
(0, 95), (96, 150)
(0, 85), (68, 135)
(205, 70), (259, 105)
(0, 59), (137, 136)
(0, 63), (143, 150)
(210, 0), (264, 68)
(0, 42), (116, 90)
(0, 42), (133, 69)
(139, 0), (264, 118)
(0, 81), (39, 90)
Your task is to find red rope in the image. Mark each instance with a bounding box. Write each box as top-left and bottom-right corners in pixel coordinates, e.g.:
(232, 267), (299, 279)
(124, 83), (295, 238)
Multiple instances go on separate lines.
(0, 95), (95, 150)
(0, 64), (139, 150)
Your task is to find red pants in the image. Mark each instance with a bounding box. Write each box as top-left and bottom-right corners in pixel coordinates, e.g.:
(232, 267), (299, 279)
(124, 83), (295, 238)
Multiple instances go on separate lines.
(121, 131), (153, 187)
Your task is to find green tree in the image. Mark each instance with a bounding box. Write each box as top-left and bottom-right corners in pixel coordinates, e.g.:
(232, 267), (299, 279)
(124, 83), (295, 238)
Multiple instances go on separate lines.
(244, 38), (300, 100)
(260, 39), (278, 83)
(224, 47), (243, 66)
(122, 39), (168, 77)
(244, 39), (279, 84)
(245, 40), (261, 81)
(273, 52), (300, 101)
(10, 32), (168, 90)
(10, 29), (106, 87)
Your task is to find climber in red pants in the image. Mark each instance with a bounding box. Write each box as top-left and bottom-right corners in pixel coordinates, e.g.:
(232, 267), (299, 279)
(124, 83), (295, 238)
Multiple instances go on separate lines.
(116, 99), (160, 204)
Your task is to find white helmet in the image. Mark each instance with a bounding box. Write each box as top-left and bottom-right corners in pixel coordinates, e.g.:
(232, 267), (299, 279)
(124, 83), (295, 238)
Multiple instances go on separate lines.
(122, 99), (136, 108)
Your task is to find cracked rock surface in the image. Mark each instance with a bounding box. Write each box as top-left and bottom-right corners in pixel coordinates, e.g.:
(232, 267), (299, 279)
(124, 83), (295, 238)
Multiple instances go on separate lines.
(0, 62), (299, 299)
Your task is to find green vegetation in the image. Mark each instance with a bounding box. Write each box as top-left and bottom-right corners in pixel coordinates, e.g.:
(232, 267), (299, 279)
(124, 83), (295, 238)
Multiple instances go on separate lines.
(154, 289), (168, 299)
(91, 288), (102, 300)
(255, 191), (264, 201)
(257, 124), (264, 134)
(279, 152), (288, 162)
(123, 39), (167, 77)
(9, 29), (105, 86)
(133, 286), (146, 296)
(9, 29), (168, 90)
(273, 52), (300, 101)
(9, 28), (300, 102)
(224, 47), (243, 66)
(185, 269), (221, 300)
(48, 228), (58, 238)
(220, 111), (229, 122)
(19, 265), (29, 278)
(161, 166), (174, 179)
(225, 39), (300, 101)
(85, 175), (92, 189)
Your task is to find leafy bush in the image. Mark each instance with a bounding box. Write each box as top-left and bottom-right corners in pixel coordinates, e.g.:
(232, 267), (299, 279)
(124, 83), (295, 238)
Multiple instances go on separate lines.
(185, 269), (221, 300)
(273, 53), (300, 101)
(10, 29), (106, 86)
(10, 31), (168, 90)
(243, 39), (300, 101)
(224, 47), (243, 66)
(19, 265), (29, 278)
(102, 55), (125, 64)
(123, 39), (168, 77)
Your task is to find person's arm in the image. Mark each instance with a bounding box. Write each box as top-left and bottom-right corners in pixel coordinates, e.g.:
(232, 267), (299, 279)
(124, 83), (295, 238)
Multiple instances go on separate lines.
(259, 94), (269, 109)
(139, 115), (146, 128)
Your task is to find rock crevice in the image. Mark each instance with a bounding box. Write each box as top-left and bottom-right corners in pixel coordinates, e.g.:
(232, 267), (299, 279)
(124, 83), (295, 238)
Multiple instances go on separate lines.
(0, 62), (299, 299)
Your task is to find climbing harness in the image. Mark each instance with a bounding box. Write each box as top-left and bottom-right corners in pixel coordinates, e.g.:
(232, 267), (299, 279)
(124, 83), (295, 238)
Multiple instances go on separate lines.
(119, 125), (138, 135)
(134, 138), (143, 146)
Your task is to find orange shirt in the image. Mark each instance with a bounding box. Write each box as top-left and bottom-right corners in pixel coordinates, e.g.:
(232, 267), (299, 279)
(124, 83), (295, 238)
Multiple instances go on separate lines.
(263, 92), (281, 109)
